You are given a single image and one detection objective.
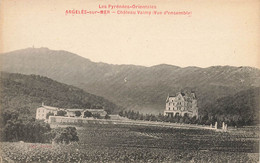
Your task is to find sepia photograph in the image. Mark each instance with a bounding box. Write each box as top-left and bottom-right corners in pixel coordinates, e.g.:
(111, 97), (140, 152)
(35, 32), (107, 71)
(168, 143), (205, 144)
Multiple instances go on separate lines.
(0, 0), (259, 162)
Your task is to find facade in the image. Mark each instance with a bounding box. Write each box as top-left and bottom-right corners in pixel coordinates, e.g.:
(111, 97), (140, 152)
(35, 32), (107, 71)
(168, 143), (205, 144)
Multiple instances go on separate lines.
(49, 116), (92, 123)
(164, 92), (198, 118)
(36, 104), (60, 121)
(35, 103), (107, 122)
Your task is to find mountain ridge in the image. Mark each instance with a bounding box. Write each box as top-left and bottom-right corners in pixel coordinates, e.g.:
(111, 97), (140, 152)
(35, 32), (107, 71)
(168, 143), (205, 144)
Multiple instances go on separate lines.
(2, 47), (259, 69)
(1, 47), (260, 114)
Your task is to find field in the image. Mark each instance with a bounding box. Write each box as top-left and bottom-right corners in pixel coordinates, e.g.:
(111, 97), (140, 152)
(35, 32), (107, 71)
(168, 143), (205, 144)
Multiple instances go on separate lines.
(1, 123), (259, 162)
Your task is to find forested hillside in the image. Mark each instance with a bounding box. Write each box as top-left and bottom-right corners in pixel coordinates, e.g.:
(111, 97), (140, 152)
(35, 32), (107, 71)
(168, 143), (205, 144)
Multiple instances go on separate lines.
(204, 88), (260, 125)
(0, 72), (121, 117)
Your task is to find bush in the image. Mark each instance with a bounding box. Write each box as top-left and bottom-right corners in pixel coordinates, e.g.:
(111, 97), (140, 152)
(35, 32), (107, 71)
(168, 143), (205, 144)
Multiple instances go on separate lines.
(105, 114), (110, 119)
(52, 127), (79, 144)
(75, 111), (82, 117)
(57, 110), (67, 116)
(0, 110), (80, 144)
(1, 118), (51, 143)
(84, 111), (92, 118)
(92, 113), (101, 119)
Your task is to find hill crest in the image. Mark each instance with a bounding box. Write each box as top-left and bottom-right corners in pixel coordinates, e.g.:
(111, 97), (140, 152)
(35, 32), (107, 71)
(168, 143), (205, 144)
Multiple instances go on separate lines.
(1, 48), (260, 114)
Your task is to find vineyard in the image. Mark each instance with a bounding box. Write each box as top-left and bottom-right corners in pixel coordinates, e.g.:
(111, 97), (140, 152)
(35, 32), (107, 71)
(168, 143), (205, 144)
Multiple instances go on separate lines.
(1, 124), (259, 162)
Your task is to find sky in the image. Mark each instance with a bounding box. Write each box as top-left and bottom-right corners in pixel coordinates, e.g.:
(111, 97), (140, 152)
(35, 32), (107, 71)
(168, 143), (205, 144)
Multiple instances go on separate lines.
(1, 0), (260, 68)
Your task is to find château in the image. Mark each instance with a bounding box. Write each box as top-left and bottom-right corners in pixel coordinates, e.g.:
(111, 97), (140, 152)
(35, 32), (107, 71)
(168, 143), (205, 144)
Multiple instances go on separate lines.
(164, 92), (198, 118)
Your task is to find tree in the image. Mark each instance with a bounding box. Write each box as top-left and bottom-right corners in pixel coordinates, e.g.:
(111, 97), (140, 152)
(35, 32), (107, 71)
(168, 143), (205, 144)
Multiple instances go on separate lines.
(105, 114), (110, 119)
(139, 114), (144, 120)
(183, 114), (191, 124)
(157, 113), (164, 122)
(52, 127), (79, 144)
(118, 111), (123, 116)
(2, 116), (51, 143)
(133, 111), (140, 120)
(149, 115), (157, 121)
(190, 116), (198, 124)
(17, 107), (31, 115)
(75, 111), (82, 117)
(84, 111), (92, 118)
(1, 110), (19, 126)
(57, 110), (66, 116)
(92, 113), (101, 119)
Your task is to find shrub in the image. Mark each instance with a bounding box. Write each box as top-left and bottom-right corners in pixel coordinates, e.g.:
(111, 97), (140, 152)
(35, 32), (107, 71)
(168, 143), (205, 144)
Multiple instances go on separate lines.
(75, 111), (82, 117)
(84, 111), (92, 118)
(52, 127), (79, 144)
(57, 110), (67, 116)
(105, 114), (110, 119)
(92, 113), (101, 119)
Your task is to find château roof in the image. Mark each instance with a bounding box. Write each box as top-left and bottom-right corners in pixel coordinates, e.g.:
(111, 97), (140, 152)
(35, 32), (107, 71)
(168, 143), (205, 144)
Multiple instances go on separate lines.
(66, 109), (84, 112)
(38, 105), (106, 112)
(167, 92), (196, 101)
(40, 105), (59, 111)
(66, 109), (106, 112)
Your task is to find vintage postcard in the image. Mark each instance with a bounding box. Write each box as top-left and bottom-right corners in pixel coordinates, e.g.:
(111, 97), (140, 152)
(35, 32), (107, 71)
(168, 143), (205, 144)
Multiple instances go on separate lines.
(0, 0), (259, 162)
